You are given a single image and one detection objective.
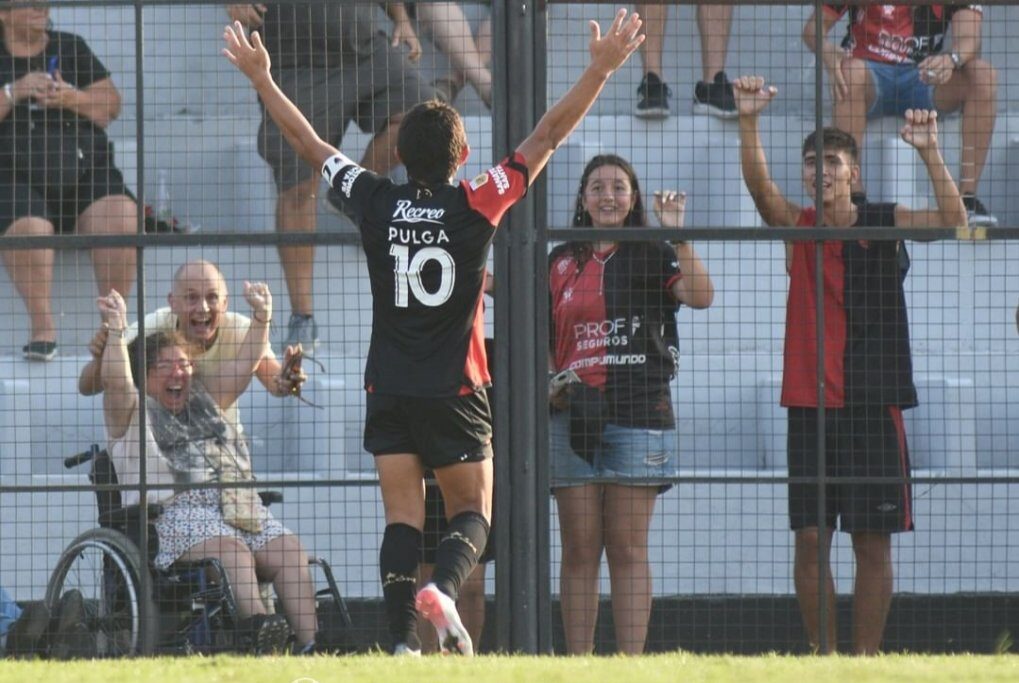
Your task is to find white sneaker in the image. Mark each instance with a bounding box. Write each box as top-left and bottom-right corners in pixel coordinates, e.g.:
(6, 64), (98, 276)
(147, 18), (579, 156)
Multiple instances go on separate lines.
(393, 643), (422, 656)
(414, 583), (473, 656)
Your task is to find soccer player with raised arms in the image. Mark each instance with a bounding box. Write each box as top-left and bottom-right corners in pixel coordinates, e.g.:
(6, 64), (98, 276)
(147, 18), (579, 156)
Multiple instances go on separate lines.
(224, 8), (645, 655)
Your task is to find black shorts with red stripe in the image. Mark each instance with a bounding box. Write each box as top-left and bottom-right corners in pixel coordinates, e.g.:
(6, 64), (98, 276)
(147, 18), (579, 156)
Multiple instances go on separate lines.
(787, 406), (914, 534)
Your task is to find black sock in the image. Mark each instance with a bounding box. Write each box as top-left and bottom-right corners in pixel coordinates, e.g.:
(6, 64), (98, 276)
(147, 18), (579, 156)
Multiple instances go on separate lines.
(430, 511), (490, 601)
(380, 523), (422, 650)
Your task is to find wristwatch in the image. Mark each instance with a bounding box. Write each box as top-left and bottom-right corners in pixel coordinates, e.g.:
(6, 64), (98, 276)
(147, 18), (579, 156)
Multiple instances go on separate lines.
(949, 51), (963, 70)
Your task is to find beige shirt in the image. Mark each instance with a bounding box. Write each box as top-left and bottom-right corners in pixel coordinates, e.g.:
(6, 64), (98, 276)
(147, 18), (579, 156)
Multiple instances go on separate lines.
(125, 308), (275, 426)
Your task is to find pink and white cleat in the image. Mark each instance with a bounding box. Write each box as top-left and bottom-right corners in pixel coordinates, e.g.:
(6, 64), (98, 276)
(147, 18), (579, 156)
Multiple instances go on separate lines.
(415, 583), (474, 656)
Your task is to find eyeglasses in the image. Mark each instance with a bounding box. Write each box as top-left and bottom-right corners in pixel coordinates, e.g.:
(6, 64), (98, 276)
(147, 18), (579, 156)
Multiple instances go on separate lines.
(154, 359), (194, 372)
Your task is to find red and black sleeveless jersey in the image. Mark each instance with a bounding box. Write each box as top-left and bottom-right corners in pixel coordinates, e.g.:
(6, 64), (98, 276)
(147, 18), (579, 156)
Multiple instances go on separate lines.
(782, 204), (917, 409)
(323, 152), (528, 397)
(824, 4), (981, 65)
(549, 241), (683, 429)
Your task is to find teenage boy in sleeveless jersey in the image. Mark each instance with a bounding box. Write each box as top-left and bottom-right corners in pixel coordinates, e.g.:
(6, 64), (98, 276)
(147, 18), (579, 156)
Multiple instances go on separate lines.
(734, 74), (966, 654)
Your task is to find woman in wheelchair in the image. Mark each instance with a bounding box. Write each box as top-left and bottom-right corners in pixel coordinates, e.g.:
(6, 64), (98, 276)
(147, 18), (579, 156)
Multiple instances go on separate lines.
(96, 284), (317, 654)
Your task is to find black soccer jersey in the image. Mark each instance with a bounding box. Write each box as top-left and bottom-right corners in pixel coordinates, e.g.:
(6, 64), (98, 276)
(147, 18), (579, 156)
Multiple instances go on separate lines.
(323, 152), (529, 397)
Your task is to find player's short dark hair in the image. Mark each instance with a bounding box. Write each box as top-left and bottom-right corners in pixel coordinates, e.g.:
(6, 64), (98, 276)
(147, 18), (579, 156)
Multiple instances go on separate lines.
(802, 127), (859, 163)
(397, 100), (467, 185)
(571, 154), (647, 228)
(127, 331), (190, 389)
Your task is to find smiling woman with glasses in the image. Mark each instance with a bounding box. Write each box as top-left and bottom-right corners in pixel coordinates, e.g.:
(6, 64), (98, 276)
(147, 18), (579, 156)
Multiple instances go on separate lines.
(95, 282), (320, 654)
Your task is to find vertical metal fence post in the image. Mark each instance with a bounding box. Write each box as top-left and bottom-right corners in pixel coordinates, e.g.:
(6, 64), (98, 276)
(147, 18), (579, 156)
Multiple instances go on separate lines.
(812, 0), (831, 655)
(491, 0), (550, 654)
(132, 0), (150, 650)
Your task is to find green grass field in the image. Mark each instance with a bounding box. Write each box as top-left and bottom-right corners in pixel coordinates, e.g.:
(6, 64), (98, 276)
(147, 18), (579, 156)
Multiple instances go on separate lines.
(1, 653), (1018, 683)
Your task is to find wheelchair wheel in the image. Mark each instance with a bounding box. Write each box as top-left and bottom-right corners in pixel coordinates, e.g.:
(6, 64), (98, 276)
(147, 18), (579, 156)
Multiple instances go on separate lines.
(46, 527), (160, 656)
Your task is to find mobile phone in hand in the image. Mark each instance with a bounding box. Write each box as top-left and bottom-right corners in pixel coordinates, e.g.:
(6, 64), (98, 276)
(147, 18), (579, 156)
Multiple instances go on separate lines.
(549, 369), (580, 393)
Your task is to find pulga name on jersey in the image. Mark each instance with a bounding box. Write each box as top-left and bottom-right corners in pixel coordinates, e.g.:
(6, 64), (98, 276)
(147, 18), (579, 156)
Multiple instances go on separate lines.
(388, 200), (450, 245)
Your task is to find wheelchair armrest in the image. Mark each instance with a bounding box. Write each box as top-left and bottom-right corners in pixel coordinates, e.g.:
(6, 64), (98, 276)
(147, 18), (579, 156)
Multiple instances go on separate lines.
(98, 502), (163, 529)
(259, 491), (283, 506)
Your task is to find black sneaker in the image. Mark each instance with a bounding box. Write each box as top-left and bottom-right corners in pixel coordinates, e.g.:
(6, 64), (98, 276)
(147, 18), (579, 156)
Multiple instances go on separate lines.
(243, 613), (292, 655)
(22, 341), (57, 362)
(635, 72), (671, 120)
(693, 71), (737, 119)
(4, 602), (51, 658)
(962, 194), (998, 228)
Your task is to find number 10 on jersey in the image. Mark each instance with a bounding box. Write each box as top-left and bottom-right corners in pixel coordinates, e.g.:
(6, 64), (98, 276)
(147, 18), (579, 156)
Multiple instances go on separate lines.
(389, 244), (457, 307)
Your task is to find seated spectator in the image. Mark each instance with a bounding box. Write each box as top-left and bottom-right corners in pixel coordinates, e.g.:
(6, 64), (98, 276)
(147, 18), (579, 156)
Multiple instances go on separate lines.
(78, 259), (305, 428)
(0, 0), (137, 361)
(97, 285), (318, 653)
(634, 3), (735, 119)
(412, 2), (492, 108)
(548, 155), (714, 653)
(804, 4), (998, 227)
(226, 3), (437, 352)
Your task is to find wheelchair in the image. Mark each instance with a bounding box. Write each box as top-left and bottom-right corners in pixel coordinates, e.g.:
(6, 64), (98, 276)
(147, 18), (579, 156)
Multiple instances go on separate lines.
(45, 445), (352, 656)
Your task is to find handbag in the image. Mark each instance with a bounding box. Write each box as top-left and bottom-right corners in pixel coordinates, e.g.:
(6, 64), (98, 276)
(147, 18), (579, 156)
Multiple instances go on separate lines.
(10, 117), (112, 190)
(567, 383), (606, 464)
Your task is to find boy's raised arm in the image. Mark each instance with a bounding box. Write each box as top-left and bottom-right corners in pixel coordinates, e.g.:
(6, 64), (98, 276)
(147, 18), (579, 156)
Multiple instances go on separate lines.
(735, 75), (801, 228)
(895, 109), (967, 229)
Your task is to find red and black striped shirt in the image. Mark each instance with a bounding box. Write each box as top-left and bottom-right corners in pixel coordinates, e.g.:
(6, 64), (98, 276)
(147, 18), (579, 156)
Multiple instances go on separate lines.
(782, 204), (918, 409)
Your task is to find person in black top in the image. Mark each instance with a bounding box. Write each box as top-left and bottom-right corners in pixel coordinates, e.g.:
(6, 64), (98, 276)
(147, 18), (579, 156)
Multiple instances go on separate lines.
(735, 74), (966, 654)
(224, 9), (646, 655)
(548, 154), (713, 654)
(0, 0), (137, 361)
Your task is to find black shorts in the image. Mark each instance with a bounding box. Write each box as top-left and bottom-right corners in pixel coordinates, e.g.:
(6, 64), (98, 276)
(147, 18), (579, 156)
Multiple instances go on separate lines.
(364, 390), (493, 469)
(788, 406), (914, 534)
(0, 166), (130, 234)
(421, 479), (495, 565)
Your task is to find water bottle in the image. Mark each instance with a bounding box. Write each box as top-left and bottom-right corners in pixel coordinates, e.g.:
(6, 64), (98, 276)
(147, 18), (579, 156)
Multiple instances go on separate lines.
(156, 170), (172, 224)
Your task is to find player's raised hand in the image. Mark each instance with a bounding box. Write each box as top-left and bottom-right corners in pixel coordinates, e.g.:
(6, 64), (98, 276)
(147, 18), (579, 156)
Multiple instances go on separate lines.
(900, 109), (939, 152)
(222, 20), (271, 82)
(733, 75), (778, 118)
(588, 8), (644, 75)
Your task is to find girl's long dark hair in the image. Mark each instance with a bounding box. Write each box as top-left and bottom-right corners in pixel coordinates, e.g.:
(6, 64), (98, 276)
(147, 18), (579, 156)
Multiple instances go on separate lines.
(567, 154), (646, 270)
